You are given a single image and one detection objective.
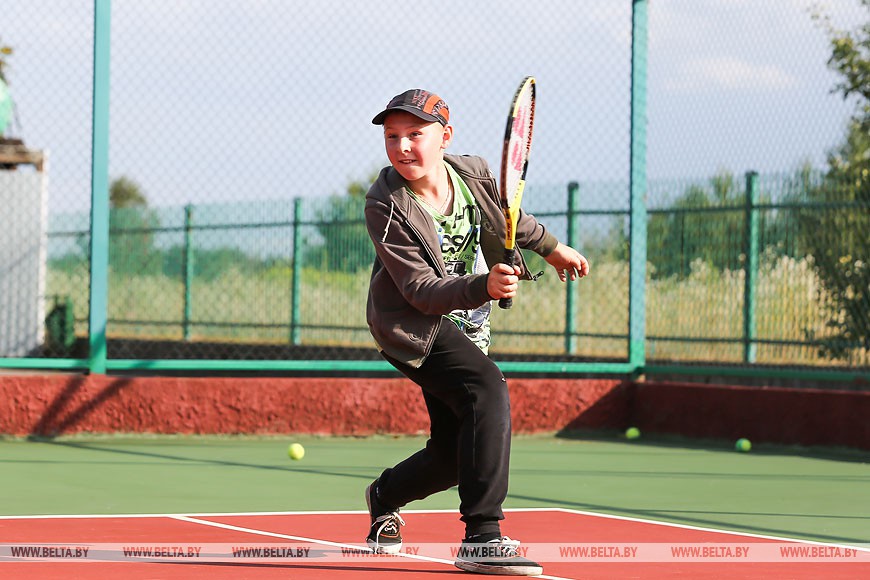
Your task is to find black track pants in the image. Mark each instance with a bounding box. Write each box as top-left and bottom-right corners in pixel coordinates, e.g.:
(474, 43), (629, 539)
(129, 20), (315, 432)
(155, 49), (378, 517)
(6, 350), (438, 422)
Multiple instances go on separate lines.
(376, 321), (510, 538)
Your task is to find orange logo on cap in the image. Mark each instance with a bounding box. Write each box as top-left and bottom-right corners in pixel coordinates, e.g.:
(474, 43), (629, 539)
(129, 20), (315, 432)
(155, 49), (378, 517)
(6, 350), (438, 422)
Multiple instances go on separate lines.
(417, 91), (449, 123)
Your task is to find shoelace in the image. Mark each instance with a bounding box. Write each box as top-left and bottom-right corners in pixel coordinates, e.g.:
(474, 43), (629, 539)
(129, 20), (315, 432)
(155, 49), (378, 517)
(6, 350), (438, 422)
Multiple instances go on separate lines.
(372, 511), (405, 551)
(488, 536), (521, 558)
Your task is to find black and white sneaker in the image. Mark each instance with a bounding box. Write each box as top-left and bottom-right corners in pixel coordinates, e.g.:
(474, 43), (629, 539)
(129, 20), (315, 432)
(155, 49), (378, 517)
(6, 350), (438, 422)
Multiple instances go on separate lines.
(365, 481), (404, 554)
(454, 536), (543, 576)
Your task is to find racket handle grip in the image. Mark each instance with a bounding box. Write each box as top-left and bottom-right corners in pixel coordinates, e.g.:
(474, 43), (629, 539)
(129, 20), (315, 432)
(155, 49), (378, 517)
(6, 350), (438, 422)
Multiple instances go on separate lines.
(499, 248), (516, 310)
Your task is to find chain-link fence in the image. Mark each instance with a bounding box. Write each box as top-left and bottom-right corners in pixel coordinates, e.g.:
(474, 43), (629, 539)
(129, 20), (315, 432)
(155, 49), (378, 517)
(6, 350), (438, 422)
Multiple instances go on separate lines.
(1, 0), (867, 378)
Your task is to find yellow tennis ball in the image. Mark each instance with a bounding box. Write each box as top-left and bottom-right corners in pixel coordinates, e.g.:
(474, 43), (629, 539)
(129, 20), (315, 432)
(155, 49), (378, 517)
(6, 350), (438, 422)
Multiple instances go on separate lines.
(735, 438), (751, 453)
(625, 427), (641, 440)
(287, 443), (305, 460)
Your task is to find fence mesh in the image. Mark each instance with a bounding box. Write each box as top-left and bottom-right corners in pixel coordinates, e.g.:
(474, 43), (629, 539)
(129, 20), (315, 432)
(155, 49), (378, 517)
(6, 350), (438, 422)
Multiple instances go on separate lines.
(1, 0), (867, 373)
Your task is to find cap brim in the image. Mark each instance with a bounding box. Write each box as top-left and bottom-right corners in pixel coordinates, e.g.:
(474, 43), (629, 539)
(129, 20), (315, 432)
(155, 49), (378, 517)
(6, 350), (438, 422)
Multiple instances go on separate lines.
(372, 106), (442, 125)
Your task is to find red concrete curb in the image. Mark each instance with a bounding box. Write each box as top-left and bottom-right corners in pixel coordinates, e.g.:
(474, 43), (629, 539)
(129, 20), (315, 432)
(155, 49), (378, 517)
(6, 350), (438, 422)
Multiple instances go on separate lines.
(2, 375), (867, 450)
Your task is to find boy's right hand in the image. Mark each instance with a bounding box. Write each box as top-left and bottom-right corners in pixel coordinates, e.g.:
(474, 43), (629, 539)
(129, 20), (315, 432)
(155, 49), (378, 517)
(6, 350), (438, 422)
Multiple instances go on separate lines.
(487, 263), (522, 300)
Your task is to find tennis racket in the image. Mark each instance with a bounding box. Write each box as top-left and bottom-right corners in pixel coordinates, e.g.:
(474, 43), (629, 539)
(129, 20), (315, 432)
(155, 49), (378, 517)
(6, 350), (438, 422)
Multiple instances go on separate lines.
(498, 76), (536, 309)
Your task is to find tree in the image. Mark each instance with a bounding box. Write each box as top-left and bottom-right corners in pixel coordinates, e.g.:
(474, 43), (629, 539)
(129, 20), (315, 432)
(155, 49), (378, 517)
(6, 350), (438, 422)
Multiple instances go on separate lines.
(109, 176), (161, 275)
(802, 1), (870, 359)
(110, 176), (149, 208)
(308, 172), (377, 272)
(647, 171), (745, 279)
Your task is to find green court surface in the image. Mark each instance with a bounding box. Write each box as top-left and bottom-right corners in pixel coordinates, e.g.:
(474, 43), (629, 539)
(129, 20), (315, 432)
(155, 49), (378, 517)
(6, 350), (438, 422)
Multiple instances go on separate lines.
(2, 433), (868, 546)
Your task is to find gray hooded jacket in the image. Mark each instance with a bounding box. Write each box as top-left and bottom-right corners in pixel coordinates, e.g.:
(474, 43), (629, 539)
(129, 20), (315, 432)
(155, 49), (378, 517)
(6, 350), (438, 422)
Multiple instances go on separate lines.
(365, 153), (558, 367)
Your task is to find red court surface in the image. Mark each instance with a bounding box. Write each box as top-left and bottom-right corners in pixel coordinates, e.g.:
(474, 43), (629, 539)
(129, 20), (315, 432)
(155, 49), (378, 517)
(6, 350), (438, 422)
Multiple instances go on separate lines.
(1, 509), (867, 579)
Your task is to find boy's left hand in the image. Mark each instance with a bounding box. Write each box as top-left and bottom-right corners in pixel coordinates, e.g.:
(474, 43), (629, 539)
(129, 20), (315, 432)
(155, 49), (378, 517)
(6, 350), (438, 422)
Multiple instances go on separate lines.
(545, 242), (590, 282)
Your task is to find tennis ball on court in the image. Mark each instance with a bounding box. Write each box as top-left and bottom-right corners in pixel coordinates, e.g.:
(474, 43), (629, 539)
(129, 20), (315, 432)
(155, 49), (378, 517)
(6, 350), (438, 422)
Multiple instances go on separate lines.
(625, 427), (641, 440)
(287, 443), (305, 460)
(735, 438), (752, 453)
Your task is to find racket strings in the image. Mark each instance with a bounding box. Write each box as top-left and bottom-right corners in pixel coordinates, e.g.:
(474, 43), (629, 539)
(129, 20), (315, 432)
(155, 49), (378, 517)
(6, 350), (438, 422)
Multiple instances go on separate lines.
(504, 101), (533, 204)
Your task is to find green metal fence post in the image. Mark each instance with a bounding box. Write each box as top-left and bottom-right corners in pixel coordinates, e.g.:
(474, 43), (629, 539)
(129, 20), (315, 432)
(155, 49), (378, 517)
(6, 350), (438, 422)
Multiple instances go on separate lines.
(182, 204), (194, 341)
(743, 171), (759, 363)
(88, 0), (112, 374)
(629, 0), (649, 375)
(565, 182), (580, 354)
(290, 197), (302, 345)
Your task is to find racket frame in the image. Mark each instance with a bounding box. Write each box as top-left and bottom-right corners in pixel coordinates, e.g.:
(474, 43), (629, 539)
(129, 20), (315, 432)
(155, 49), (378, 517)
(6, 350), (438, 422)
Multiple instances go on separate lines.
(498, 76), (536, 309)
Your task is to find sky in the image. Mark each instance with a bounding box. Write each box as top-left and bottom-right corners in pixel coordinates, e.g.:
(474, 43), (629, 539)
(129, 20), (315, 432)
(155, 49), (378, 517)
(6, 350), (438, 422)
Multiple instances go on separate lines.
(0, 0), (864, 215)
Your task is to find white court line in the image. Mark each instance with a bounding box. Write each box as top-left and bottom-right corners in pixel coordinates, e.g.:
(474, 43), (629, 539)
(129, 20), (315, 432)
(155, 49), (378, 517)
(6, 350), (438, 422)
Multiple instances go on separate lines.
(171, 515), (572, 580)
(2, 507), (867, 554)
(0, 508), (474, 519)
(0, 510), (373, 519)
(550, 508), (870, 554)
(0, 508), (550, 520)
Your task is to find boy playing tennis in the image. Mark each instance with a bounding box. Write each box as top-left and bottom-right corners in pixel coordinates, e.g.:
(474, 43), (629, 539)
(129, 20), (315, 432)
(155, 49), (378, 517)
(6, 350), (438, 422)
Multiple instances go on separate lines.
(364, 88), (589, 576)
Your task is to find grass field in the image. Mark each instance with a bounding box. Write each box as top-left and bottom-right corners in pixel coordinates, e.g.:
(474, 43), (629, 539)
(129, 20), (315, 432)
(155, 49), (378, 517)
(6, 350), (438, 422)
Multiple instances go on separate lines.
(2, 433), (868, 546)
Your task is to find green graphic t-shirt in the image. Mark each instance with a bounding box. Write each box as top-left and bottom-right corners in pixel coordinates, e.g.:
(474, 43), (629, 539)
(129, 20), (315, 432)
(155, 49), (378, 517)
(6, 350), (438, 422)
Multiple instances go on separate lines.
(410, 163), (492, 353)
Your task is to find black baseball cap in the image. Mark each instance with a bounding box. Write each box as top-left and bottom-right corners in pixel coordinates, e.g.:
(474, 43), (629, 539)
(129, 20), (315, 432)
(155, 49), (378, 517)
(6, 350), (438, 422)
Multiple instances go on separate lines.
(372, 89), (450, 126)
